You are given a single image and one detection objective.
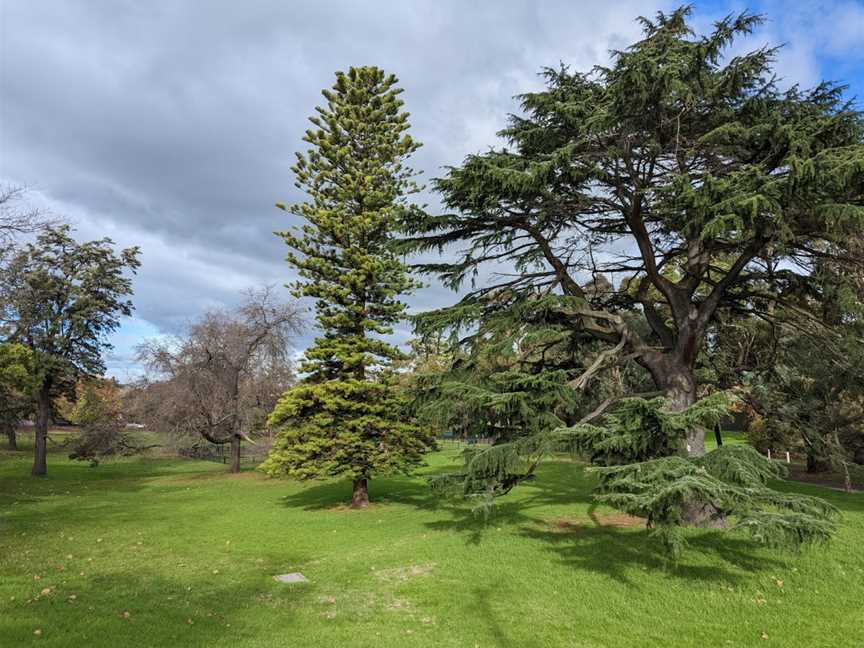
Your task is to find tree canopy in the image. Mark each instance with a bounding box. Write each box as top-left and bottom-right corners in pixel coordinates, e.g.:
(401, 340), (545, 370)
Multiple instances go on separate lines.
(401, 7), (861, 552)
(402, 6), (864, 455)
(0, 341), (34, 450)
(0, 225), (140, 475)
(263, 66), (435, 506)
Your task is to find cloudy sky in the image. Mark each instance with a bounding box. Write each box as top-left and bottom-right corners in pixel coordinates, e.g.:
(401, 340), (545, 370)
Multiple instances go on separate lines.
(1, 0), (863, 380)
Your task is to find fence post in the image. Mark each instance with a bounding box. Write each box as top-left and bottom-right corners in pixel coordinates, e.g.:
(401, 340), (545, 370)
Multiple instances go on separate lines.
(767, 449), (772, 461)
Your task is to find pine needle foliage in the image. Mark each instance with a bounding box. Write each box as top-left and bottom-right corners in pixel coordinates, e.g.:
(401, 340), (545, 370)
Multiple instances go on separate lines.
(262, 379), (429, 481)
(399, 5), (864, 462)
(593, 445), (837, 559)
(264, 67), (434, 499)
(566, 394), (728, 465)
(434, 394), (837, 558)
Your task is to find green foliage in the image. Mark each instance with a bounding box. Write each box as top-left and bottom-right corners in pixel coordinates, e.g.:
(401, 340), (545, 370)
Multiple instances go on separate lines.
(276, 65), (421, 380)
(0, 342), (34, 434)
(262, 379), (432, 480)
(566, 394), (729, 465)
(436, 394), (837, 558)
(399, 7), (864, 470)
(60, 379), (145, 466)
(593, 445), (837, 559)
(266, 67), (433, 490)
(0, 225), (140, 381)
(415, 367), (579, 442)
(0, 225), (139, 473)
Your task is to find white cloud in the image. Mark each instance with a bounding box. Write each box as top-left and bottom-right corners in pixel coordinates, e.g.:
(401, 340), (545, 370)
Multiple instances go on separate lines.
(5, 0), (859, 379)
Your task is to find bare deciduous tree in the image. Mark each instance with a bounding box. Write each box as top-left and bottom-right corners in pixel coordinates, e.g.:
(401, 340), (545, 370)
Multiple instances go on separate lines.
(136, 288), (303, 472)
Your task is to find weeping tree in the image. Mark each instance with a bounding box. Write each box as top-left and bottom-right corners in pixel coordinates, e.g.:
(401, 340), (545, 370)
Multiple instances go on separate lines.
(262, 66), (435, 507)
(403, 6), (857, 549)
(137, 288), (302, 473)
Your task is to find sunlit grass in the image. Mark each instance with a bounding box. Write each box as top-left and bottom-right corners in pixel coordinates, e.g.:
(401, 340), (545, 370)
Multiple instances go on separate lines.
(1, 434), (862, 647)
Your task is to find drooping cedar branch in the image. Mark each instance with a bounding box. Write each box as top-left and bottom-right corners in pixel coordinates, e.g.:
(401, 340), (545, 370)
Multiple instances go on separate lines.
(402, 7), (864, 457)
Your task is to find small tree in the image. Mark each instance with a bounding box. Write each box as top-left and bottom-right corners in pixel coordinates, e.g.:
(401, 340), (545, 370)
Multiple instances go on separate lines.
(262, 66), (435, 507)
(0, 225), (140, 475)
(137, 288), (302, 472)
(0, 342), (34, 450)
(58, 378), (145, 466)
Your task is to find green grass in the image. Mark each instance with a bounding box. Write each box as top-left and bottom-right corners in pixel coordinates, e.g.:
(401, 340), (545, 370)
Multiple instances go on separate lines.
(1, 435), (863, 647)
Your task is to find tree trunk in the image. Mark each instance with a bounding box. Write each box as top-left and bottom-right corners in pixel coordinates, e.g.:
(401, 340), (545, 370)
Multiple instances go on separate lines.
(646, 356), (724, 526)
(229, 434), (241, 474)
(806, 452), (831, 474)
(32, 382), (51, 476)
(4, 424), (17, 450)
(714, 422), (723, 447)
(651, 360), (704, 456)
(351, 477), (369, 508)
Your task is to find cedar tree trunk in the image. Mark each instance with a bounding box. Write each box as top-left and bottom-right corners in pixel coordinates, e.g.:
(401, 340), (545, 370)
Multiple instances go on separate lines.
(644, 353), (704, 456)
(645, 353), (725, 526)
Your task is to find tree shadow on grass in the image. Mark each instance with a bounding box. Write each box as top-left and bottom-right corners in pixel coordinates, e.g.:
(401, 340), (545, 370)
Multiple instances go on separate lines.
(272, 457), (854, 587)
(515, 509), (788, 587)
(1, 567), (317, 648)
(276, 472), (443, 513)
(468, 585), (544, 648)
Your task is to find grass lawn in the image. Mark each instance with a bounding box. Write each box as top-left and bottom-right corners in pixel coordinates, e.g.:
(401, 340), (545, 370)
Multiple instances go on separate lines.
(1, 434), (863, 648)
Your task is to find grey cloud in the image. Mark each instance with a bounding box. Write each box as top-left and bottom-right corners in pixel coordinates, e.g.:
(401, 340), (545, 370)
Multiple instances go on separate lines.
(3, 0), (760, 375)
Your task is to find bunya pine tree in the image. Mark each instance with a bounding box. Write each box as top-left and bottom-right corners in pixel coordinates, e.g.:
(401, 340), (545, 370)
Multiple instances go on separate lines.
(262, 66), (435, 507)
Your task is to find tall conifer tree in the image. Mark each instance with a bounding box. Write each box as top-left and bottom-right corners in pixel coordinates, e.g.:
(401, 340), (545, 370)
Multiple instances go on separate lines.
(263, 66), (433, 507)
(403, 7), (856, 551)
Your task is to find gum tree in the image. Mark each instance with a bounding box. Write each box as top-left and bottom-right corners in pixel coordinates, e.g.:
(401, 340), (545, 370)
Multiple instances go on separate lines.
(0, 226), (140, 475)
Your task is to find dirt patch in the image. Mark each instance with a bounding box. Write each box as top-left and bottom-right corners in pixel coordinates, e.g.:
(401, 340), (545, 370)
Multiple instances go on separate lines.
(374, 563), (435, 582)
(786, 465), (863, 492)
(324, 502), (390, 513)
(592, 513), (645, 528)
(547, 513), (645, 533)
(548, 518), (585, 534)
